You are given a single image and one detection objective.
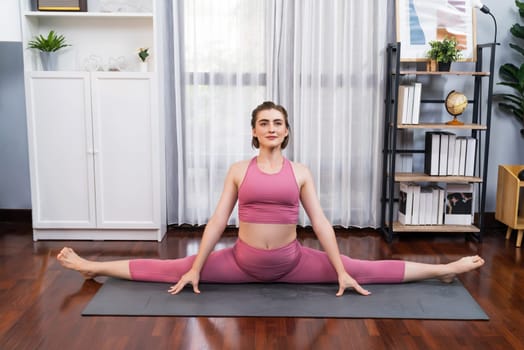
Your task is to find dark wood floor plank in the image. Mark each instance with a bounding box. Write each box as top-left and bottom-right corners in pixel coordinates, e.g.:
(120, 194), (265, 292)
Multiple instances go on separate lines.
(0, 222), (523, 349)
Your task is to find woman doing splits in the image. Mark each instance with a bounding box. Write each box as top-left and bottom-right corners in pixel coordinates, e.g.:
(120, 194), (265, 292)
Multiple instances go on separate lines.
(58, 101), (485, 296)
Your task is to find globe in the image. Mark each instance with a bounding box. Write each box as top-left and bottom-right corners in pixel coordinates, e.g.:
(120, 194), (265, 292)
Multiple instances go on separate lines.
(445, 90), (468, 116)
(445, 90), (467, 125)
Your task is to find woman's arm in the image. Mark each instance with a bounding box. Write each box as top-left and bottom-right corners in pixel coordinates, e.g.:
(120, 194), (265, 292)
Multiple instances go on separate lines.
(296, 163), (370, 296)
(169, 164), (240, 294)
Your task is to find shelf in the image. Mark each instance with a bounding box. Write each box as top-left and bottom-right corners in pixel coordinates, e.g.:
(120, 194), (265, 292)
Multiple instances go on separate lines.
(24, 11), (153, 18)
(381, 42), (496, 242)
(398, 71), (490, 76)
(391, 222), (480, 233)
(394, 173), (483, 183)
(396, 123), (487, 130)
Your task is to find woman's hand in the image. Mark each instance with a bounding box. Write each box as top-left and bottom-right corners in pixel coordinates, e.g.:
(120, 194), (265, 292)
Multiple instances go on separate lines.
(168, 269), (201, 295)
(336, 272), (371, 296)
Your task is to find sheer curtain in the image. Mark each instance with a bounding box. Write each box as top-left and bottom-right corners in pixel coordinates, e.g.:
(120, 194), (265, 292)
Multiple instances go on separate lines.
(171, 0), (266, 225)
(270, 0), (388, 227)
(167, 0), (388, 228)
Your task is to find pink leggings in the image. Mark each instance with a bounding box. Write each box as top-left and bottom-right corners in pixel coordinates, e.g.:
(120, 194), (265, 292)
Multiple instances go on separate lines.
(130, 239), (405, 284)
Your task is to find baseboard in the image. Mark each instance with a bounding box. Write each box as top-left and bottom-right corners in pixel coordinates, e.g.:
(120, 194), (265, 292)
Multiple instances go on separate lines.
(0, 209), (32, 223)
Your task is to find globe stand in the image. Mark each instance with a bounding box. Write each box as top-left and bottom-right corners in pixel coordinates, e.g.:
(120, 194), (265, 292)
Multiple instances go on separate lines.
(446, 114), (464, 126)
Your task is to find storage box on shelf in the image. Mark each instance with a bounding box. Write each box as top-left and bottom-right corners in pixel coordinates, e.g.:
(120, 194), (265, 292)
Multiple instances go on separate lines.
(20, 0), (167, 240)
(380, 42), (496, 242)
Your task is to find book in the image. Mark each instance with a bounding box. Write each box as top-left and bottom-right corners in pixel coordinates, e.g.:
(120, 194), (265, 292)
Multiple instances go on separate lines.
(456, 137), (467, 176)
(397, 85), (410, 125)
(411, 184), (421, 225)
(424, 131), (440, 176)
(451, 137), (461, 176)
(438, 132), (452, 176)
(411, 82), (422, 124)
(446, 133), (456, 175)
(398, 183), (413, 225)
(431, 185), (445, 225)
(421, 186), (434, 225)
(464, 137), (476, 176)
(444, 183), (474, 225)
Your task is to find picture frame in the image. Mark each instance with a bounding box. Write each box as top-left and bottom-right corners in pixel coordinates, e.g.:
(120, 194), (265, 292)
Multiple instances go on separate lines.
(396, 0), (477, 62)
(38, 0), (87, 12)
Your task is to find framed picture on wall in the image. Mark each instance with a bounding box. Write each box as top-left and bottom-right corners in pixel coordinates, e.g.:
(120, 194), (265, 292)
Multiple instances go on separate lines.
(396, 0), (477, 62)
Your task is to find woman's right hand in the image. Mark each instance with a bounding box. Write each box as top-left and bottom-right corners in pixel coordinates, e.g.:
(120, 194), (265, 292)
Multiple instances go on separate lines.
(168, 269), (201, 295)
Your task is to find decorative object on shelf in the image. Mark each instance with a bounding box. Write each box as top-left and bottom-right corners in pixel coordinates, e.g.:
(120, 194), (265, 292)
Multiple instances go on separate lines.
(108, 56), (127, 72)
(395, 0), (476, 62)
(37, 0), (87, 12)
(445, 90), (468, 125)
(99, 0), (152, 13)
(138, 47), (149, 72)
(27, 30), (71, 71)
(426, 37), (462, 72)
(84, 55), (103, 72)
(496, 0), (524, 138)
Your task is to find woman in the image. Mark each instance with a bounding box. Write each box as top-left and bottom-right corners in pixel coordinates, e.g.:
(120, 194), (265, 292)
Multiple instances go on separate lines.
(58, 101), (484, 296)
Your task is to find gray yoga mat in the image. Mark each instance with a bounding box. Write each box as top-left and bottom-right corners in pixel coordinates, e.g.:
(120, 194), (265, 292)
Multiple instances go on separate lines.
(82, 278), (488, 320)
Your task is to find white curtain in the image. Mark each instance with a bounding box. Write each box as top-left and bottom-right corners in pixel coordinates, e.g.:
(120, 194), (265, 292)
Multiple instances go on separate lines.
(167, 0), (388, 228)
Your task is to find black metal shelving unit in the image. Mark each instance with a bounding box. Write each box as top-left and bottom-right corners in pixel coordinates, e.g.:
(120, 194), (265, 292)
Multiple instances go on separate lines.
(380, 42), (497, 243)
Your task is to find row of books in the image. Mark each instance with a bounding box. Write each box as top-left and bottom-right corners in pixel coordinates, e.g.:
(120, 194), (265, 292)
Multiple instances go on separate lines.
(397, 83), (422, 125)
(399, 183), (474, 226)
(424, 131), (476, 176)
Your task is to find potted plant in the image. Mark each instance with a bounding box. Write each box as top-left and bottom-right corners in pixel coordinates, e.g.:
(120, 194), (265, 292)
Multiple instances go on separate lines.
(138, 48), (149, 72)
(27, 30), (70, 71)
(425, 37), (462, 72)
(497, 0), (524, 137)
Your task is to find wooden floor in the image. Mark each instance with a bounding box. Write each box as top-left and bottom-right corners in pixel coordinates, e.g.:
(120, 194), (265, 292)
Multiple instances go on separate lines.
(0, 222), (523, 350)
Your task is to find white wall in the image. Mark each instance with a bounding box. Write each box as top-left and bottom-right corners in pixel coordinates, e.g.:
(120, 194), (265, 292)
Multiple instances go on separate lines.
(480, 0), (524, 210)
(0, 0), (21, 42)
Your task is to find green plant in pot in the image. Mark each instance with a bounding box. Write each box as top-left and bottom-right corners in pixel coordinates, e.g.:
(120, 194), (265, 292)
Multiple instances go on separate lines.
(27, 30), (70, 71)
(497, 0), (524, 137)
(426, 37), (462, 72)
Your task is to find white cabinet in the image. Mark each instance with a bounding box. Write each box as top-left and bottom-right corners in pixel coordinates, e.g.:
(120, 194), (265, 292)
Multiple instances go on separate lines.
(26, 72), (165, 240)
(20, 0), (167, 241)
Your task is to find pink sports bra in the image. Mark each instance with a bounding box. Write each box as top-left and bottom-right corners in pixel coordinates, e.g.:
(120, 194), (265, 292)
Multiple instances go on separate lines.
(238, 157), (300, 224)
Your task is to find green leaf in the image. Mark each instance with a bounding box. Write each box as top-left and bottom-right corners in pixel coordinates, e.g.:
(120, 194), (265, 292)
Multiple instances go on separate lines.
(510, 43), (524, 58)
(27, 30), (70, 52)
(511, 23), (524, 39)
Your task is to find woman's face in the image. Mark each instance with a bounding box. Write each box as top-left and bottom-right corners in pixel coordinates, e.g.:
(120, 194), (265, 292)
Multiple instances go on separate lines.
(252, 108), (289, 149)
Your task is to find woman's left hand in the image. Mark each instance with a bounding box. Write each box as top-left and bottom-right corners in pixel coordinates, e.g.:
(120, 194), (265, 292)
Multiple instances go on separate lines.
(336, 272), (371, 296)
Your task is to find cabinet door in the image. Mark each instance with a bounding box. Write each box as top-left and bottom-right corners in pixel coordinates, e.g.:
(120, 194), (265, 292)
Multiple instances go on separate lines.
(91, 73), (159, 228)
(26, 72), (96, 228)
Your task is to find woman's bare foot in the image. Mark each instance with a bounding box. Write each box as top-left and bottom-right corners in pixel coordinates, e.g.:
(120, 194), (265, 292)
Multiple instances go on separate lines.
(57, 247), (97, 279)
(439, 255), (485, 283)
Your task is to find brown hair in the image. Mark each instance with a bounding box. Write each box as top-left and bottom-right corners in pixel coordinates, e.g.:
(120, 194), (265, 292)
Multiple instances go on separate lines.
(250, 101), (290, 149)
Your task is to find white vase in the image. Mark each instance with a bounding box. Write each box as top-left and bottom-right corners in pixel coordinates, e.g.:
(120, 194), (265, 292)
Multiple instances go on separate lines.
(40, 52), (57, 71)
(139, 61), (148, 72)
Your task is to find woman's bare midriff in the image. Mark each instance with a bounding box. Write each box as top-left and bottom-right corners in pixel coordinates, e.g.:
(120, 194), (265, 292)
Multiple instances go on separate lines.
(238, 222), (297, 250)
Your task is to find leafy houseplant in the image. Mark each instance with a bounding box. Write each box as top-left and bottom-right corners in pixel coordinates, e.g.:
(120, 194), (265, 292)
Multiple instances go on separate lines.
(138, 48), (150, 72)
(28, 30), (70, 52)
(426, 37), (462, 71)
(497, 0), (524, 137)
(138, 48), (149, 62)
(27, 30), (70, 71)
